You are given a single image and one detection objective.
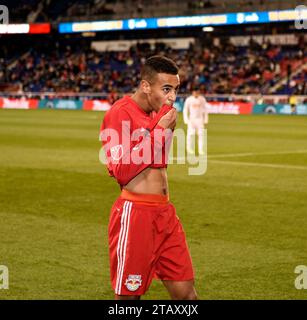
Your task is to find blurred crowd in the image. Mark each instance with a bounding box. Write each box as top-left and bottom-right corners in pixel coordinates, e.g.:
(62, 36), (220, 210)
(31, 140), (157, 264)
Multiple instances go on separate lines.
(1, 37), (306, 96)
(4, 0), (293, 23)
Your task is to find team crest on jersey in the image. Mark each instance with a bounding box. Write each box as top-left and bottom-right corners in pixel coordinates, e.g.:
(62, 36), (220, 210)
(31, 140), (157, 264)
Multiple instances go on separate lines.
(125, 275), (142, 291)
(110, 144), (123, 160)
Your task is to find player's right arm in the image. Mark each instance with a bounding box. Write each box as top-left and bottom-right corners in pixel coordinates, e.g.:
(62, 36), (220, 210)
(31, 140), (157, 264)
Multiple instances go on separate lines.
(100, 107), (176, 186)
(100, 108), (150, 186)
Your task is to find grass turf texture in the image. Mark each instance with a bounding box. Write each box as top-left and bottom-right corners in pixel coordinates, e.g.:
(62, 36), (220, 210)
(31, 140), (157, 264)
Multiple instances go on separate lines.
(0, 109), (307, 300)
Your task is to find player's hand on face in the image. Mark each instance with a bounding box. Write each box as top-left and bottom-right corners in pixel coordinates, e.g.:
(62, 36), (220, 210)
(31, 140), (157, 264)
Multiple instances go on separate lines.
(158, 109), (177, 130)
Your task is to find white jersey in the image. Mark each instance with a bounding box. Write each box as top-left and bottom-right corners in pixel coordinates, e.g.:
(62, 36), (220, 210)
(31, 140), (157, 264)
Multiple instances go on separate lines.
(183, 95), (208, 124)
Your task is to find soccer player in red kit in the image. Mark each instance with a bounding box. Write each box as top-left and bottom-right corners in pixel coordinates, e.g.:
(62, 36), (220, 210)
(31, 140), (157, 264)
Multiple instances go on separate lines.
(100, 56), (197, 300)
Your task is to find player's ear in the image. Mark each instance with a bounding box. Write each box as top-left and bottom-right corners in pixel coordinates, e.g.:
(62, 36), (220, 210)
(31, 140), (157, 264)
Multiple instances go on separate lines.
(140, 80), (151, 94)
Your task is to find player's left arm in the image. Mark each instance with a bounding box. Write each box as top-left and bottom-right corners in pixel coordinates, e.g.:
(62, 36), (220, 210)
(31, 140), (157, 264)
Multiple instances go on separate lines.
(202, 96), (209, 125)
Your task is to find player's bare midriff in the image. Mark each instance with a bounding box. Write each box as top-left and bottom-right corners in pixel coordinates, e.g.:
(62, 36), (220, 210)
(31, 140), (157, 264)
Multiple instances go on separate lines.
(123, 167), (168, 195)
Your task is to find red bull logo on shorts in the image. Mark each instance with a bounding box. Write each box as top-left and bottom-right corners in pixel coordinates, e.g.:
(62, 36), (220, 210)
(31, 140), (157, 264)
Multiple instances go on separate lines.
(125, 275), (142, 291)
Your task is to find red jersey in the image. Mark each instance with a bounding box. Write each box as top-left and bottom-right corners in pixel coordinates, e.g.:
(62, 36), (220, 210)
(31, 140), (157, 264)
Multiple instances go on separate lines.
(100, 96), (174, 186)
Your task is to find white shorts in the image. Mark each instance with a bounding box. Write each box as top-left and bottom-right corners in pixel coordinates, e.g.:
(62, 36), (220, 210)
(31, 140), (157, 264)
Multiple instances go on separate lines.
(187, 119), (204, 135)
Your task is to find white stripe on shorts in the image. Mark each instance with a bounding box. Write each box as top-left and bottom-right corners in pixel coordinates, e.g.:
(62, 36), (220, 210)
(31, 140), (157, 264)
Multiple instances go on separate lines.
(115, 200), (132, 295)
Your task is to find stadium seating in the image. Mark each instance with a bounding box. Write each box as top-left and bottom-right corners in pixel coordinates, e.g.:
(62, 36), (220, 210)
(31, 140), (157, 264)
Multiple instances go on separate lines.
(1, 0), (305, 96)
(0, 39), (306, 95)
(3, 0), (303, 22)
(56, 0), (303, 21)
(1, 0), (41, 22)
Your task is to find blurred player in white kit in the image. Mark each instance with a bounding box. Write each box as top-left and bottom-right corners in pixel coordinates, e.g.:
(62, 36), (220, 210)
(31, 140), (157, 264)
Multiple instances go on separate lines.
(183, 87), (208, 155)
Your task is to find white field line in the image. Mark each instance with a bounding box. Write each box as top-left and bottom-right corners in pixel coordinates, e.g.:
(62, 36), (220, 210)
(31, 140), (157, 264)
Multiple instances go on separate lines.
(170, 149), (307, 161)
(209, 160), (307, 170)
(208, 150), (307, 159)
(170, 150), (307, 170)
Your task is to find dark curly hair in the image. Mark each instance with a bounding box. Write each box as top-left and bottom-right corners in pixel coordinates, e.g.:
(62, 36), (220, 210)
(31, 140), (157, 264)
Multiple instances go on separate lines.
(141, 55), (179, 83)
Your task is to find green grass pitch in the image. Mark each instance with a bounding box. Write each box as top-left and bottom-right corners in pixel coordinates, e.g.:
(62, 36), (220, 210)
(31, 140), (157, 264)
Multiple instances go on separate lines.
(0, 109), (307, 300)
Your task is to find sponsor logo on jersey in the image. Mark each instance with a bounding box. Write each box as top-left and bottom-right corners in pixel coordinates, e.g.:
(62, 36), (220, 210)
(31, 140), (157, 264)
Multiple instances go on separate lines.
(110, 144), (123, 161)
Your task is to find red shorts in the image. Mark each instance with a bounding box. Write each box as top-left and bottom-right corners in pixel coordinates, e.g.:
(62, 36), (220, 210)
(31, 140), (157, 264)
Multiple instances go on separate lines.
(108, 189), (194, 296)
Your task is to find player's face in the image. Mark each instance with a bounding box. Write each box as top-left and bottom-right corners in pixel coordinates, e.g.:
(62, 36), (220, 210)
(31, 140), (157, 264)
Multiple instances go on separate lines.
(147, 73), (180, 112)
(193, 90), (200, 97)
